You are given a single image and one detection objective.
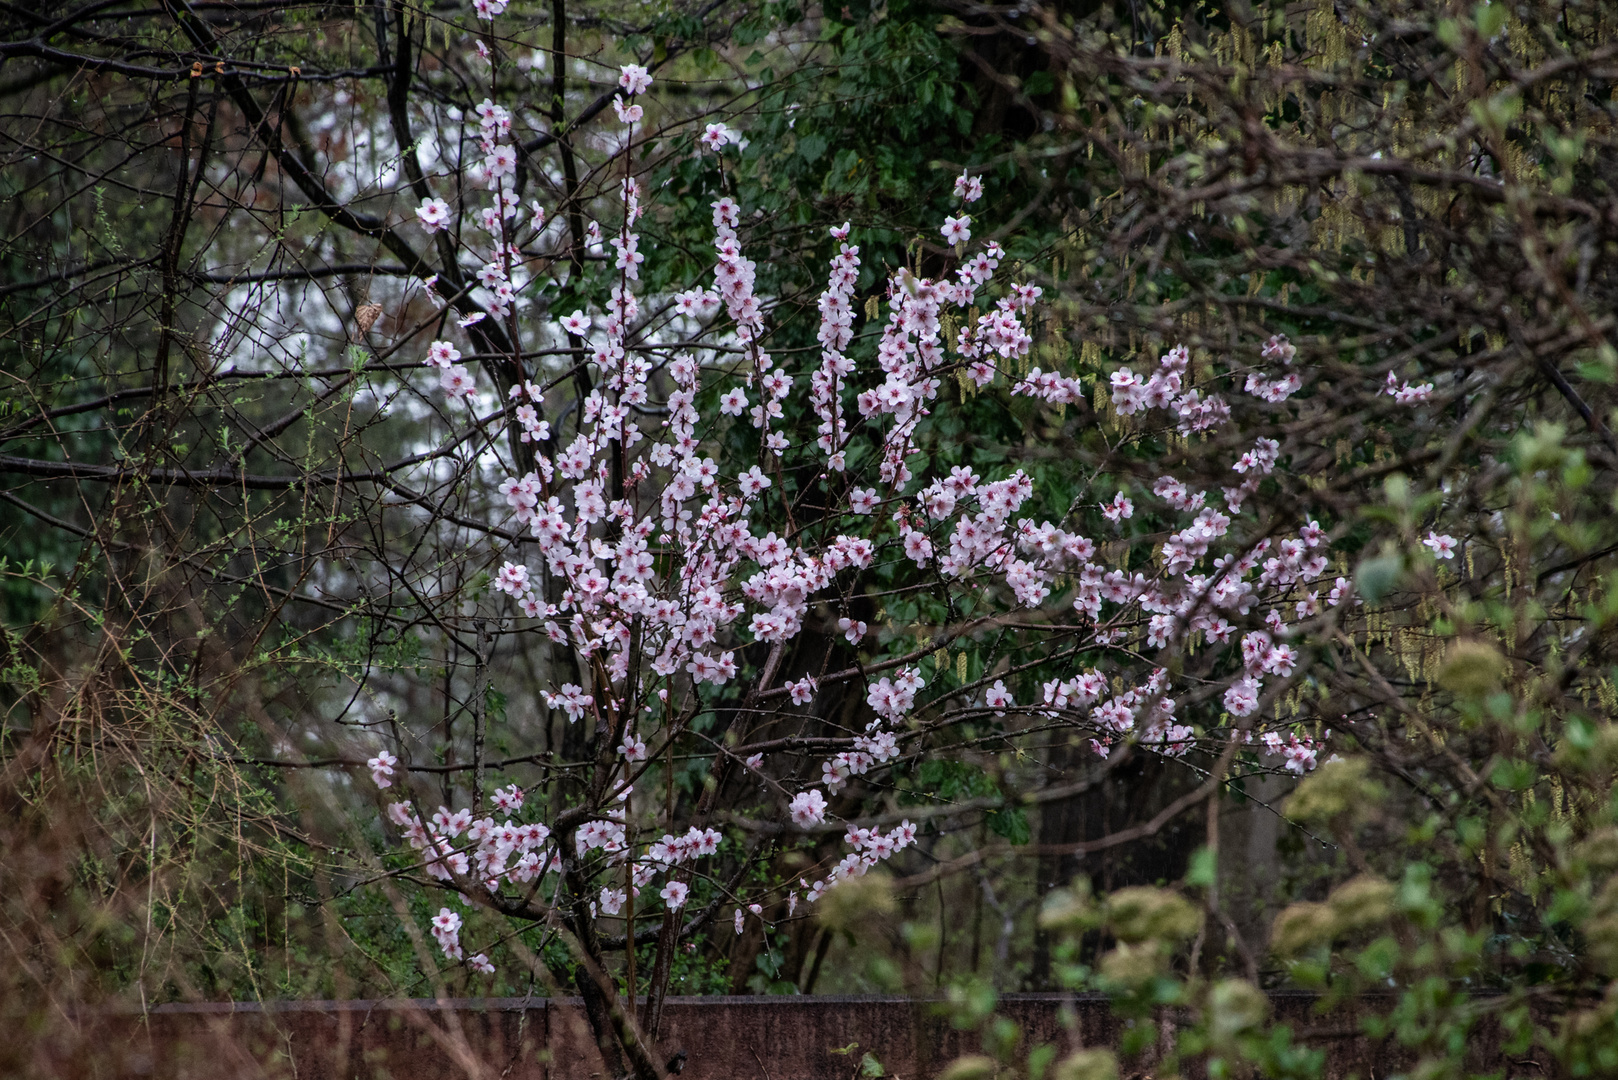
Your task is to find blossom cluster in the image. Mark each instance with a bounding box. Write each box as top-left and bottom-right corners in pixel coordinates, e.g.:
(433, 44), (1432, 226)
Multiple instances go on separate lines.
(429, 907), (494, 973)
(798, 820), (921, 902)
(1256, 729), (1330, 774)
(1384, 370), (1435, 402)
(367, 749), (397, 788)
(382, 796), (556, 963)
(1243, 334), (1304, 402)
(808, 222), (860, 467)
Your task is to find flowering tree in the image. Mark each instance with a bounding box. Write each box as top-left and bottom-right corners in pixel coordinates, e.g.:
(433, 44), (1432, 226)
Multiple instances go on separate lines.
(328, 12), (1461, 1066)
(7, 0), (1618, 1077)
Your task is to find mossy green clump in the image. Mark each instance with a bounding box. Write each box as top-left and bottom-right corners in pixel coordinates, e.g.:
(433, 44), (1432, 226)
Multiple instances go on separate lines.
(1437, 639), (1506, 697)
(816, 872), (896, 934)
(1285, 757), (1383, 827)
(1052, 1049), (1117, 1080)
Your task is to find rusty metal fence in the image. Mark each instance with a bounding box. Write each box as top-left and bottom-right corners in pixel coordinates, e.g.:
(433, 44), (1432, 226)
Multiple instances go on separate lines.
(26, 993), (1432, 1079)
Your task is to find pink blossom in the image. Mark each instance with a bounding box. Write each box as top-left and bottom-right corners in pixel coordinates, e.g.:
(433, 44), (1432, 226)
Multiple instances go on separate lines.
(1101, 491), (1134, 523)
(424, 340), (461, 369)
(493, 561), (530, 596)
(738, 466), (771, 496)
(790, 789), (828, 828)
(1424, 532), (1458, 559)
(1223, 677), (1261, 717)
(440, 365), (476, 399)
(483, 144), (517, 180)
(701, 122), (736, 150)
(848, 488), (879, 514)
(618, 64), (652, 96)
(367, 750), (397, 788)
(416, 198), (451, 232)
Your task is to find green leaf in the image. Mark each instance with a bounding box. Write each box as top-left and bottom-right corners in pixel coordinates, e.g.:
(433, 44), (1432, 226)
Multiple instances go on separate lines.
(1186, 845), (1217, 889)
(987, 805), (1030, 845)
(484, 684), (508, 725)
(1474, 1), (1507, 38)
(1356, 553), (1404, 603)
(1489, 757), (1536, 790)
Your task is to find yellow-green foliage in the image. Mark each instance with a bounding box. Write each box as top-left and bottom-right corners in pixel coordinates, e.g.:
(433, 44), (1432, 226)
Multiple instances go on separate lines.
(1285, 757), (1383, 828)
(1437, 640), (1506, 697)
(1052, 1049), (1118, 1080)
(816, 872), (896, 935)
(1271, 876), (1395, 956)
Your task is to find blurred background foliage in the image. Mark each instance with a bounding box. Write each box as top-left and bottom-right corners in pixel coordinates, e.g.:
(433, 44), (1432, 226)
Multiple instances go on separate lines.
(5, 0), (1618, 1075)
